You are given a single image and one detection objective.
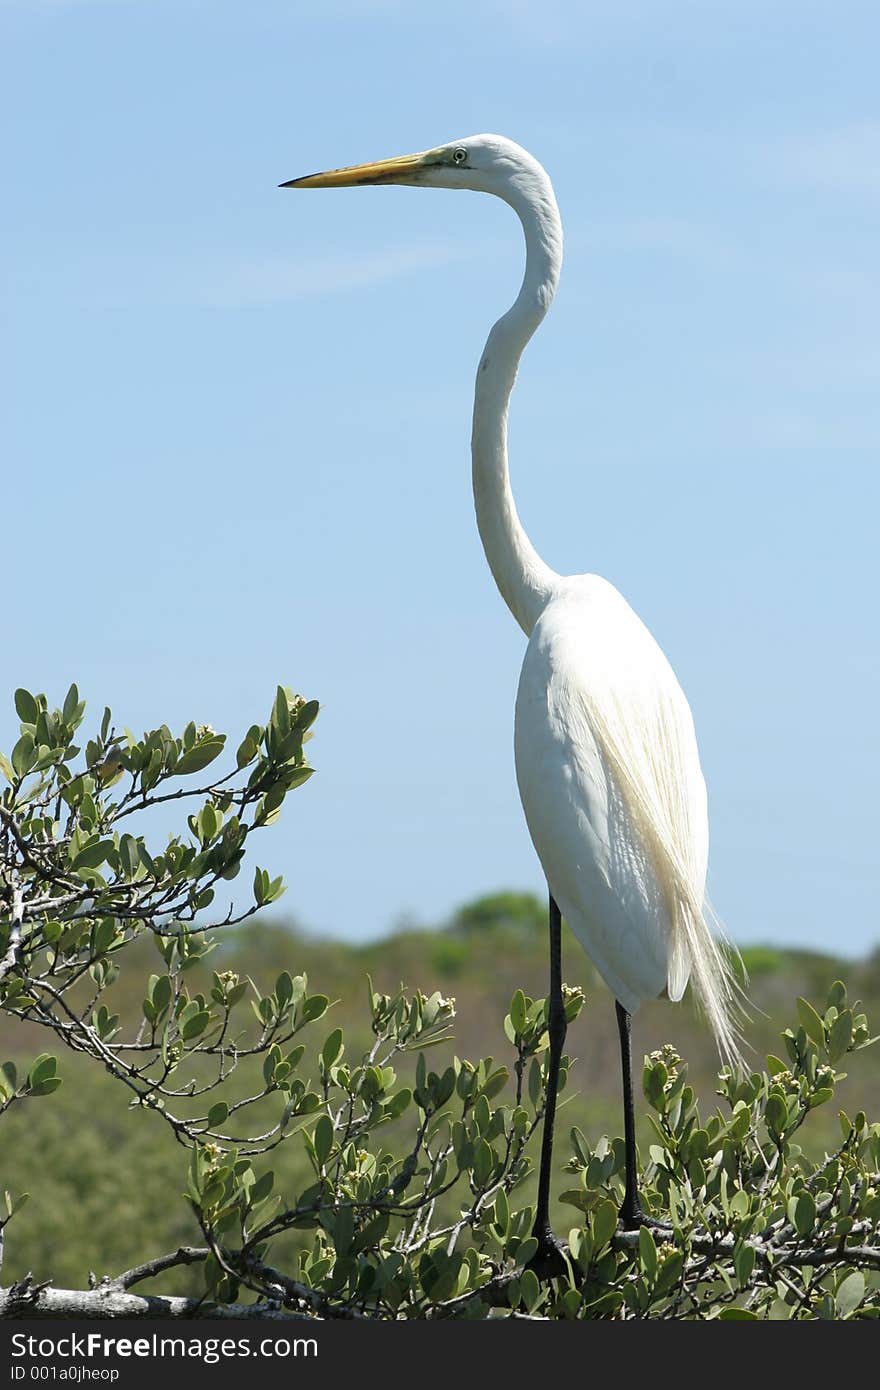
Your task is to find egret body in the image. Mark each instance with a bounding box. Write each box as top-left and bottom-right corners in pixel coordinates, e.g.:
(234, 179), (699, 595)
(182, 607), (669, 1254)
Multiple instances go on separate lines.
(283, 135), (741, 1250)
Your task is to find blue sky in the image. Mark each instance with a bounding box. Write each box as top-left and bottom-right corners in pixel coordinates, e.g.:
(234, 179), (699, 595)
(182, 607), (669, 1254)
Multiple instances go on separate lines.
(2, 1), (878, 955)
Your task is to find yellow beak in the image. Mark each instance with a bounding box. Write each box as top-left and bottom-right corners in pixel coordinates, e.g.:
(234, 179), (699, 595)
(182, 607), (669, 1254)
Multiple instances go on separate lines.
(280, 149), (433, 189)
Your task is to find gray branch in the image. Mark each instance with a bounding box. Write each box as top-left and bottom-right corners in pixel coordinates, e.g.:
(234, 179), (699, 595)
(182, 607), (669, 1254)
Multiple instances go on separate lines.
(0, 876), (24, 983)
(0, 1275), (312, 1320)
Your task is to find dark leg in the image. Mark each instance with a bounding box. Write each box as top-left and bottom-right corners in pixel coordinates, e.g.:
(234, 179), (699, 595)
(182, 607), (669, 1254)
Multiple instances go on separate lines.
(530, 893), (568, 1273)
(615, 1001), (671, 1232)
(615, 1000), (645, 1229)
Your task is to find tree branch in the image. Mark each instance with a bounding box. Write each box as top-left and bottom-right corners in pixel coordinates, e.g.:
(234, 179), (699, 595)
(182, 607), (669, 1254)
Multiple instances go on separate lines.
(0, 1276), (309, 1320)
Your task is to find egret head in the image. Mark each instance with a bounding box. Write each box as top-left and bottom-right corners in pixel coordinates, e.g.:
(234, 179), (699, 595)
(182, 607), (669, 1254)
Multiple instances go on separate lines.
(281, 134), (546, 202)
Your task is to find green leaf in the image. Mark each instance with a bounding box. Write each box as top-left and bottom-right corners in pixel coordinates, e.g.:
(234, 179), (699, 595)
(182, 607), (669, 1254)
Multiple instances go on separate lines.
(71, 840), (110, 871)
(11, 733), (36, 778)
(250, 1170), (274, 1205)
(836, 1270), (865, 1319)
(28, 1054), (58, 1089)
(300, 994), (329, 1024)
(765, 1093), (787, 1134)
(236, 734), (259, 769)
(643, 1059), (668, 1108)
(296, 699), (319, 732)
(321, 1028), (343, 1070)
(62, 683), (80, 724)
(472, 1137), (494, 1186)
(729, 1189), (750, 1221)
(28, 1077), (62, 1097)
(119, 835), (141, 880)
(790, 1190), (816, 1237)
(828, 1009), (853, 1061)
(176, 735), (226, 776)
(718, 1308), (758, 1320)
(313, 1115), (333, 1168)
(638, 1224), (657, 1279)
(181, 1011), (211, 1041)
(494, 1187), (509, 1234)
(796, 996), (826, 1046)
(591, 1199), (618, 1251)
(519, 1268), (541, 1313)
(734, 1242), (755, 1288)
(207, 1102), (229, 1127)
(14, 689), (38, 725)
(273, 686), (291, 736)
(509, 989), (527, 1036)
(655, 1250), (684, 1295)
(253, 866), (268, 906)
(808, 1086), (834, 1109)
(527, 1057), (541, 1109)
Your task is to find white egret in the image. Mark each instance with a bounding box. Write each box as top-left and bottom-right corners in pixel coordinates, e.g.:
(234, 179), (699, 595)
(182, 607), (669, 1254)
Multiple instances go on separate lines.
(283, 135), (742, 1257)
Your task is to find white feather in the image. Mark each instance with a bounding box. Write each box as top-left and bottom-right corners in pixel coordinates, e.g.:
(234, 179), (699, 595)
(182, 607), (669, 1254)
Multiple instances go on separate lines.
(287, 131), (746, 1070)
(515, 575), (743, 1066)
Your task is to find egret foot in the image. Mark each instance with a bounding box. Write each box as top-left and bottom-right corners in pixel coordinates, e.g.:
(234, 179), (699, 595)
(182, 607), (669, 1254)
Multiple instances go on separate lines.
(527, 1229), (570, 1280)
(617, 1200), (672, 1234)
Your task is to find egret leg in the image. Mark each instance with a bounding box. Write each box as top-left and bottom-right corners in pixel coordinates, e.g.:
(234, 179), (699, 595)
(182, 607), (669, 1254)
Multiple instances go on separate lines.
(529, 892), (568, 1272)
(615, 1000), (647, 1229)
(616, 1003), (672, 1232)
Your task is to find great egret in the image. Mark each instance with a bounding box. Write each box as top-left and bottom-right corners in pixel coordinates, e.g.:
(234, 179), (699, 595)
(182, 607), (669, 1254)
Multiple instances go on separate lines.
(283, 135), (742, 1256)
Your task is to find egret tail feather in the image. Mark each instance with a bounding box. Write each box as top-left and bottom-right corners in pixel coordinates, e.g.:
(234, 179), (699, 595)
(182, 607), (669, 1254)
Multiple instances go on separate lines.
(584, 695), (746, 1070)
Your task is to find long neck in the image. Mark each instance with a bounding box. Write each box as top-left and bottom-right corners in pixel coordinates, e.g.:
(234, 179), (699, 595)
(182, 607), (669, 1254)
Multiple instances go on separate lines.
(471, 170), (563, 635)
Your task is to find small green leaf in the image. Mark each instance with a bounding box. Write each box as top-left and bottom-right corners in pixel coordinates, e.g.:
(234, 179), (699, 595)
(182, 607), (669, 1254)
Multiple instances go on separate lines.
(509, 989), (527, 1036)
(808, 1086), (834, 1109)
(11, 733), (36, 778)
(828, 1009), (853, 1061)
(656, 1250), (684, 1294)
(519, 1268), (541, 1312)
(176, 735), (226, 776)
(294, 699), (319, 732)
(795, 996), (826, 1046)
(29, 1077), (63, 1097)
(62, 683), (80, 724)
(313, 1115), (333, 1168)
(836, 1270), (865, 1318)
(321, 1028), (343, 1070)
(28, 1054), (58, 1089)
(300, 994), (329, 1024)
(250, 1170), (274, 1205)
(14, 689), (38, 725)
(591, 1199), (618, 1251)
(734, 1242), (755, 1288)
(765, 1093), (787, 1134)
(790, 1190), (816, 1237)
(181, 1011), (211, 1041)
(639, 1224), (657, 1279)
(236, 734), (259, 769)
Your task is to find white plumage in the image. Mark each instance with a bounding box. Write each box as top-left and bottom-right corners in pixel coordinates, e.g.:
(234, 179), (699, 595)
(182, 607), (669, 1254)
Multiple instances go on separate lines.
(514, 573), (738, 1062)
(285, 133), (743, 1238)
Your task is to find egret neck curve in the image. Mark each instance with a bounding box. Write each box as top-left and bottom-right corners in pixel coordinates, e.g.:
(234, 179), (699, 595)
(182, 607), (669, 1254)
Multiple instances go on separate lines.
(471, 168), (564, 636)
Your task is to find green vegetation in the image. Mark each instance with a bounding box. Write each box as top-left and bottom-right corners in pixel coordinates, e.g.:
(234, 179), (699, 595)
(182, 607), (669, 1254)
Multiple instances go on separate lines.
(2, 686), (879, 1318)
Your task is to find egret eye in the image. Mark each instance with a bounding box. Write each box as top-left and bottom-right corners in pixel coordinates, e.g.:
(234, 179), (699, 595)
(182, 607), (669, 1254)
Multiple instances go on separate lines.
(452, 147), (467, 165)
